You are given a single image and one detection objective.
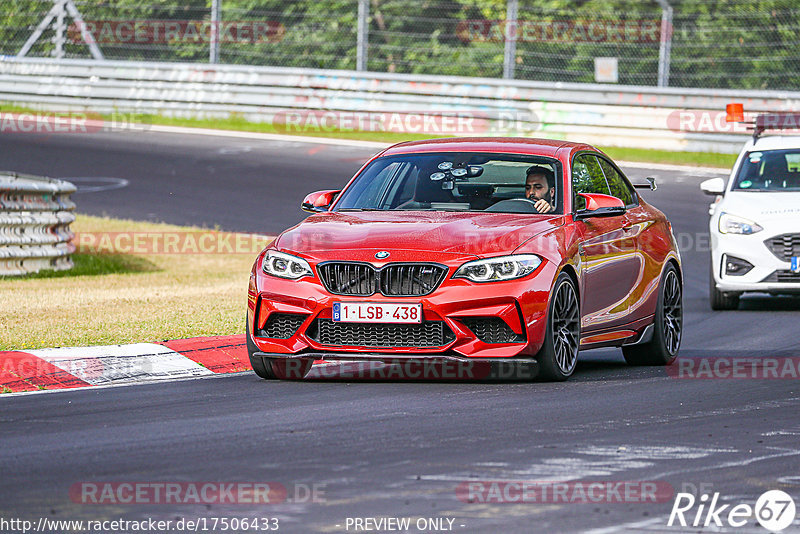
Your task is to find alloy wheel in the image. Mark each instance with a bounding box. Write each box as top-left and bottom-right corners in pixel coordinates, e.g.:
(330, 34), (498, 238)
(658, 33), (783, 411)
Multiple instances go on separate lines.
(552, 280), (580, 375)
(662, 270), (682, 355)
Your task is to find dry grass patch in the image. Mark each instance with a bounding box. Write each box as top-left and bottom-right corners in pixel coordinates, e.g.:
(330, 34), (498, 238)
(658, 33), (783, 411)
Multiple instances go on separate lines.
(0, 215), (272, 350)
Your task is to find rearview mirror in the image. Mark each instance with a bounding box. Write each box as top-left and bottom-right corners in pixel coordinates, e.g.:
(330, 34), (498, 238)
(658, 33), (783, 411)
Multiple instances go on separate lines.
(575, 193), (626, 220)
(301, 190), (341, 213)
(700, 177), (726, 196)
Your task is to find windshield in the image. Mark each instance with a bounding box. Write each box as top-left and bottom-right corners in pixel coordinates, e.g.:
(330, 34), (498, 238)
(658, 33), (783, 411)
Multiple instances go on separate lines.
(733, 149), (800, 191)
(334, 152), (562, 214)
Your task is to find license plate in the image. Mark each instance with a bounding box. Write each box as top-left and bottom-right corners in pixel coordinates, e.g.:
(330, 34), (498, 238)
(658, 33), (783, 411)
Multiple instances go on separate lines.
(332, 302), (422, 324)
(792, 257), (800, 273)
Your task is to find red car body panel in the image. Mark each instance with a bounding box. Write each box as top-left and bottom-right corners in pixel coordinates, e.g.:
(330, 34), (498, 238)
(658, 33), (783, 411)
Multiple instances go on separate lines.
(248, 138), (680, 361)
(275, 211), (564, 257)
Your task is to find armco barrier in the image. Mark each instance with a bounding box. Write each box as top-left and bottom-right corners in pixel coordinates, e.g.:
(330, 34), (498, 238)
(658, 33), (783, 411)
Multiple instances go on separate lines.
(0, 172), (76, 276)
(1, 57), (799, 153)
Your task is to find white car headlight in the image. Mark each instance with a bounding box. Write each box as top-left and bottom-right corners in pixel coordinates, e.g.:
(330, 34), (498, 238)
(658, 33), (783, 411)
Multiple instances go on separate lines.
(262, 250), (313, 280)
(718, 212), (764, 235)
(454, 254), (542, 282)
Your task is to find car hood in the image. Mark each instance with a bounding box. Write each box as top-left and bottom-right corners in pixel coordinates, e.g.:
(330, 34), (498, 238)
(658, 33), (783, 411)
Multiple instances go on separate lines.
(275, 211), (564, 262)
(721, 192), (800, 225)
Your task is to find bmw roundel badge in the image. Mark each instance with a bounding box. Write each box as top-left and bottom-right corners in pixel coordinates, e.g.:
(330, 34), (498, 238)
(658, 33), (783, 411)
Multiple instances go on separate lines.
(375, 251), (390, 259)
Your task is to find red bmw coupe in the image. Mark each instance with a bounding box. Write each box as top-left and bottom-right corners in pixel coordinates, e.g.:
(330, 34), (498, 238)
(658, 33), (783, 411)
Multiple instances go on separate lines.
(247, 138), (682, 381)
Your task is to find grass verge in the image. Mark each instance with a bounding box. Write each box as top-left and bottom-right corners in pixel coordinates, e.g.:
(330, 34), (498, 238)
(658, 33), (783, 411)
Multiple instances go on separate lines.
(599, 146), (736, 169)
(0, 215), (272, 350)
(1, 103), (735, 168)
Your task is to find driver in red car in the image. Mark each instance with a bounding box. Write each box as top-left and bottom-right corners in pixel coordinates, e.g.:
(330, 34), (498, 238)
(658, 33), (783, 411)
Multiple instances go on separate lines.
(525, 166), (556, 213)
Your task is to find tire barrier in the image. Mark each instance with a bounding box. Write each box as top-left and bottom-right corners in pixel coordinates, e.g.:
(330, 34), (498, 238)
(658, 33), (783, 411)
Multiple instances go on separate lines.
(0, 171), (76, 276)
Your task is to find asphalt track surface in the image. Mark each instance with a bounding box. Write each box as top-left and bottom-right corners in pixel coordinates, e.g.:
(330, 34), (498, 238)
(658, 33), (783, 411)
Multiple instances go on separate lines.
(2, 130), (800, 533)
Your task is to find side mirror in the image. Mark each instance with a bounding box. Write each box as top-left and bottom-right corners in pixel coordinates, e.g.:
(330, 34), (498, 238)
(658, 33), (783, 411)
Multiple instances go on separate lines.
(301, 190), (341, 213)
(575, 193), (626, 220)
(700, 177), (726, 196)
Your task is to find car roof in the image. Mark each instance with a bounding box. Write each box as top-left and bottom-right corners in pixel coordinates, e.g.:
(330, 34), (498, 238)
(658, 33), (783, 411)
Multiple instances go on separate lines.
(380, 137), (598, 158)
(740, 135), (800, 152)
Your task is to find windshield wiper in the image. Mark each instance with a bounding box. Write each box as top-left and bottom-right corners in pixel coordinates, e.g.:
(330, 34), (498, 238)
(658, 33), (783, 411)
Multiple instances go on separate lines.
(337, 208), (384, 212)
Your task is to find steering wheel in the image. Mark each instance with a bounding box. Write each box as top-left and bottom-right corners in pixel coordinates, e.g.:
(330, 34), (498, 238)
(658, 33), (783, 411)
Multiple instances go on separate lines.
(485, 198), (542, 213)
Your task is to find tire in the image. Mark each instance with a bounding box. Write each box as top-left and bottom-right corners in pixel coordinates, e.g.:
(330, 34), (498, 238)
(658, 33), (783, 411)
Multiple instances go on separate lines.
(623, 263), (682, 366)
(536, 272), (581, 381)
(246, 318), (276, 379)
(246, 318), (312, 380)
(709, 262), (740, 310)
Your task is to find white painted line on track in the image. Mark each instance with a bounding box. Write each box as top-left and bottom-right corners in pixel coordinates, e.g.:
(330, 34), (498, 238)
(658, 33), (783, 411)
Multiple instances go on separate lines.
(649, 447), (800, 481)
(418, 445), (736, 484)
(616, 160), (729, 174)
(138, 124), (732, 174)
(143, 124), (390, 149)
(0, 370), (241, 399)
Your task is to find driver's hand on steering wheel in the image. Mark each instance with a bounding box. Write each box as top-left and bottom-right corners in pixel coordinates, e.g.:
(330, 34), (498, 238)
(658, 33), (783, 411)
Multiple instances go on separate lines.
(533, 198), (555, 213)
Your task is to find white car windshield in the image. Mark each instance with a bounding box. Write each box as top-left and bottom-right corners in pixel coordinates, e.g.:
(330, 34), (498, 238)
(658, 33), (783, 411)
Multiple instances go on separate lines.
(733, 149), (800, 191)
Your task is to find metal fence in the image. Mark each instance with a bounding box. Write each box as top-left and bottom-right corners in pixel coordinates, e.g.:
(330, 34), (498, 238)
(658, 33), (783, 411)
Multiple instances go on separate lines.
(4, 56), (799, 155)
(2, 0), (799, 91)
(0, 172), (76, 276)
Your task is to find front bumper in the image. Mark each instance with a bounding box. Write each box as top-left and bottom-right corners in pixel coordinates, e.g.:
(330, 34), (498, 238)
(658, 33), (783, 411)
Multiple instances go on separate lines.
(712, 231), (800, 293)
(253, 351), (537, 364)
(252, 351), (540, 380)
(248, 258), (556, 359)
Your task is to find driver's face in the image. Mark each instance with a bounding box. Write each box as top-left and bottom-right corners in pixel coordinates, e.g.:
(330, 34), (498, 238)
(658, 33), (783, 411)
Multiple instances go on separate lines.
(526, 174), (553, 201)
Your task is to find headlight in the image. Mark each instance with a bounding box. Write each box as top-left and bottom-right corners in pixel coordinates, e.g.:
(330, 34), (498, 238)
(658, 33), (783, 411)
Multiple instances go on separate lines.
(718, 212), (763, 235)
(262, 250), (313, 279)
(453, 254), (542, 282)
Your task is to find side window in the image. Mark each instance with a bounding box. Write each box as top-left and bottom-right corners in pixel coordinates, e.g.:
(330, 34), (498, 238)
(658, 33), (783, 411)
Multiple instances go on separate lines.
(598, 158), (636, 206)
(572, 154), (610, 210)
(348, 161), (404, 208)
(380, 164), (417, 209)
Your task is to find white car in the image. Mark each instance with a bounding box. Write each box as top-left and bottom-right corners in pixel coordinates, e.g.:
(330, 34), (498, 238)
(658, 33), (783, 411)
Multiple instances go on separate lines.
(702, 135), (800, 310)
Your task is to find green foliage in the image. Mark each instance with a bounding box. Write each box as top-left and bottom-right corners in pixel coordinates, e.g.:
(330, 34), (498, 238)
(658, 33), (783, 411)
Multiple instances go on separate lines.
(572, 153), (610, 209)
(5, 253), (159, 280)
(1, 0), (797, 89)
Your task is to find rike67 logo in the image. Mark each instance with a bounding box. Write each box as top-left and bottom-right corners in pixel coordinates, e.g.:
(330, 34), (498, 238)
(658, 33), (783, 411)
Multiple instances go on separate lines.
(668, 490), (796, 531)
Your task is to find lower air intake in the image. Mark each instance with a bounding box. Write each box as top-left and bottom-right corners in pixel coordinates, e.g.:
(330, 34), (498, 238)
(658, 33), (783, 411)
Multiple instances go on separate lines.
(257, 313), (308, 339)
(461, 317), (525, 344)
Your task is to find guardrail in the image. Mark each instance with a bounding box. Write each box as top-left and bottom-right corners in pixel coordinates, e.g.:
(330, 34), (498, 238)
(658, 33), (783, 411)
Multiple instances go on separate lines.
(0, 172), (76, 276)
(1, 57), (799, 153)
